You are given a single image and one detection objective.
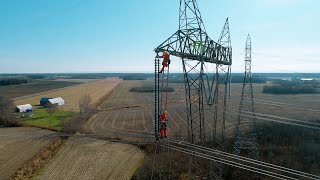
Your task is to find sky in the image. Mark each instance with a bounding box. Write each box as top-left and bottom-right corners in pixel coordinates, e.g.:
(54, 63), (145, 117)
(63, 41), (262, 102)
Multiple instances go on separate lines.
(0, 0), (319, 73)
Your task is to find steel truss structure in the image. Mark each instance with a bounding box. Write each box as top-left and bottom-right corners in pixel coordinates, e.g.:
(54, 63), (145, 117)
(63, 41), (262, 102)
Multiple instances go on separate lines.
(154, 0), (232, 179)
(232, 34), (259, 161)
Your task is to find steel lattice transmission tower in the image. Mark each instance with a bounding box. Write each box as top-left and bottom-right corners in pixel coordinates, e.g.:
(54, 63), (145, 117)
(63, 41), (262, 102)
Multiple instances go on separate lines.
(154, 0), (232, 178)
(232, 34), (259, 161)
(210, 18), (232, 180)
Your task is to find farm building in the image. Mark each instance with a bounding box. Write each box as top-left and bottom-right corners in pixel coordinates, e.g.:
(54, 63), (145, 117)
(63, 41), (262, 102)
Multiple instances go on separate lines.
(40, 97), (52, 106)
(48, 97), (65, 106)
(16, 104), (32, 113)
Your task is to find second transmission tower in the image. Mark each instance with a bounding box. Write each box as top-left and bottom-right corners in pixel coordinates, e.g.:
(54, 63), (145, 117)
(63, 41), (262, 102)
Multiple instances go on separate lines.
(232, 34), (259, 160)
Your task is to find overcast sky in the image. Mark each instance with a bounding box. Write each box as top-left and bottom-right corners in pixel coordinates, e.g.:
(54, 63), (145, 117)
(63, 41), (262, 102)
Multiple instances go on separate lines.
(0, 0), (319, 73)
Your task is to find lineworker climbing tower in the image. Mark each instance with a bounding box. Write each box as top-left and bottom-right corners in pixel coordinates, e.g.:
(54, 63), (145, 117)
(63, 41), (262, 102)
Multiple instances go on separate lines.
(153, 0), (232, 178)
(232, 34), (259, 161)
(158, 51), (170, 139)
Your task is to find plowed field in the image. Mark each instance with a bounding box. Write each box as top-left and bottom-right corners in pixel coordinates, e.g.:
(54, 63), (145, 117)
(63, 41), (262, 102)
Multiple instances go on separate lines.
(89, 80), (320, 140)
(0, 127), (56, 179)
(36, 136), (145, 180)
(15, 78), (121, 112)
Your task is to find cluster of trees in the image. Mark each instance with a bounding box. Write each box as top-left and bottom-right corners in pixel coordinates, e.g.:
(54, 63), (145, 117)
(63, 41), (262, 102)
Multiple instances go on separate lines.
(122, 76), (146, 80)
(231, 75), (267, 83)
(258, 123), (319, 172)
(120, 73), (154, 80)
(166, 74), (268, 84)
(0, 79), (29, 86)
(130, 86), (175, 93)
(0, 96), (19, 127)
(263, 80), (319, 94)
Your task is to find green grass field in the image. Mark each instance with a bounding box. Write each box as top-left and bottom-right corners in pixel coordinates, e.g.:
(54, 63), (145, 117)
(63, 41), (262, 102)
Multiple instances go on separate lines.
(22, 108), (76, 130)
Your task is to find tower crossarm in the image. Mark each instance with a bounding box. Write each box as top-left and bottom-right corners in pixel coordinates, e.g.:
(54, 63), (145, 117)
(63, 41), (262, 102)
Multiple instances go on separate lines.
(155, 29), (232, 65)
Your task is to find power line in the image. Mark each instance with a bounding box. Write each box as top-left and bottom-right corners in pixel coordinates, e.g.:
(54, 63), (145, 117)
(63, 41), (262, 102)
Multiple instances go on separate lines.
(167, 139), (319, 179)
(250, 98), (320, 113)
(164, 139), (320, 179)
(162, 143), (295, 180)
(227, 111), (320, 131)
(205, 109), (320, 130)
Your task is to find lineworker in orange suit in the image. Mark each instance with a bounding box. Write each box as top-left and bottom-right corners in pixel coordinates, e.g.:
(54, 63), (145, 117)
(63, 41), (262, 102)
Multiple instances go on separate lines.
(159, 51), (171, 73)
(159, 111), (168, 138)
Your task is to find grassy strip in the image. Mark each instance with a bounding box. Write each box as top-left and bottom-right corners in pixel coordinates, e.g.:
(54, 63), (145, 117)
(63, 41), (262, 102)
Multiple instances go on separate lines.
(10, 138), (65, 180)
(22, 108), (76, 131)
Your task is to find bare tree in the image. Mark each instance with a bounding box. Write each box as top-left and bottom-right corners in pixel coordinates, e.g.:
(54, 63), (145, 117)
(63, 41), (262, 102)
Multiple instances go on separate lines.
(62, 94), (96, 134)
(0, 96), (19, 127)
(47, 103), (58, 117)
(79, 94), (93, 116)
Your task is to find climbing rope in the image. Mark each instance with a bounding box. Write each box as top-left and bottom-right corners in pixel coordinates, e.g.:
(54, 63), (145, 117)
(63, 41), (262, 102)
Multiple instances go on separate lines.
(160, 65), (170, 112)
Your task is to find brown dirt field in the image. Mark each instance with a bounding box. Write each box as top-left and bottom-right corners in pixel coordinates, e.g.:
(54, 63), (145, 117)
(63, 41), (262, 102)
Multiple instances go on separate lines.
(0, 80), (82, 99)
(0, 127), (56, 179)
(89, 81), (320, 140)
(36, 136), (145, 180)
(100, 80), (185, 110)
(228, 83), (320, 121)
(85, 80), (320, 178)
(88, 109), (154, 140)
(53, 79), (99, 83)
(15, 78), (122, 112)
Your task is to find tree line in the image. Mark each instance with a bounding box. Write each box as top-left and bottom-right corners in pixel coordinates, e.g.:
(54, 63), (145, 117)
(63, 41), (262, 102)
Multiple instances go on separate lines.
(263, 80), (320, 94)
(0, 79), (29, 86)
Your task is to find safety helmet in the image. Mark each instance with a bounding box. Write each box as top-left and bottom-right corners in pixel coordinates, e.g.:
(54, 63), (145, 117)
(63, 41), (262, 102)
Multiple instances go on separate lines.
(163, 51), (168, 55)
(164, 111), (168, 115)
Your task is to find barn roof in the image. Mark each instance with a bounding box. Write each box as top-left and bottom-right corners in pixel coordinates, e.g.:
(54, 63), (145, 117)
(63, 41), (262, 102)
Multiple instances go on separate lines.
(16, 104), (32, 109)
(48, 97), (64, 104)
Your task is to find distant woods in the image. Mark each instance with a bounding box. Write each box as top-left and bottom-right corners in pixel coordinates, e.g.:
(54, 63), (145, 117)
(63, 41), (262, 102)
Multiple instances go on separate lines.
(0, 79), (29, 86)
(230, 75), (267, 83)
(130, 86), (175, 93)
(263, 80), (320, 94)
(121, 76), (147, 80)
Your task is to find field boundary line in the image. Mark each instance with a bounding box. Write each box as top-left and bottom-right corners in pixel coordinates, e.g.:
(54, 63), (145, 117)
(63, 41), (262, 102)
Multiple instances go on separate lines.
(13, 78), (119, 102)
(95, 81), (123, 110)
(10, 138), (65, 180)
(13, 82), (89, 101)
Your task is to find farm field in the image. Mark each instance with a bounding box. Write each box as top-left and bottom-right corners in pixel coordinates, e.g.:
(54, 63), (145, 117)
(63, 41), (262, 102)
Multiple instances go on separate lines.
(0, 127), (57, 179)
(36, 136), (145, 180)
(89, 80), (186, 139)
(228, 83), (320, 121)
(0, 80), (81, 99)
(53, 79), (99, 83)
(100, 80), (185, 110)
(15, 78), (121, 112)
(89, 80), (320, 139)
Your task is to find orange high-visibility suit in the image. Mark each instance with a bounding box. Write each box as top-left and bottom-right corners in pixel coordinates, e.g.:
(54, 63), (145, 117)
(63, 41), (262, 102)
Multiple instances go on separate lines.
(159, 51), (170, 73)
(159, 111), (168, 138)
